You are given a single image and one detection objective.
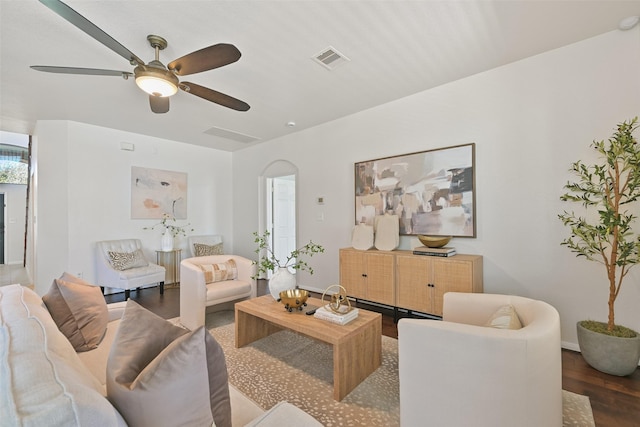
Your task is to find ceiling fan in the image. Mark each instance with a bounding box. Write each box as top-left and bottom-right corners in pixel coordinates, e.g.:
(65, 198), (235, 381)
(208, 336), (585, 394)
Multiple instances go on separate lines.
(30, 0), (250, 114)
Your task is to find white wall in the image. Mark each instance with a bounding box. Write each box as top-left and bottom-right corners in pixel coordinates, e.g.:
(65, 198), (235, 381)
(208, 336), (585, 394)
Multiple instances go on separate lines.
(33, 121), (233, 294)
(232, 29), (640, 349)
(29, 28), (640, 350)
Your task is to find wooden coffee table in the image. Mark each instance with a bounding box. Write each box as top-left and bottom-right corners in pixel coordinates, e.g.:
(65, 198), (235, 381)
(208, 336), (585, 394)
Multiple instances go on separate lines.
(235, 294), (382, 401)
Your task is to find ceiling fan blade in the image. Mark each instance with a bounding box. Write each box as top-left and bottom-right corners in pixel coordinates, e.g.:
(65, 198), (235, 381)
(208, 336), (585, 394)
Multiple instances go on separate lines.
(180, 82), (250, 112)
(31, 65), (133, 77)
(38, 0), (144, 66)
(168, 44), (241, 76)
(149, 95), (170, 114)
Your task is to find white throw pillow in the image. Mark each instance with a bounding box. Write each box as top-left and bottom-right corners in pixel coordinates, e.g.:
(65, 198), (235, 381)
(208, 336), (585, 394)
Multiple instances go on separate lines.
(484, 304), (523, 330)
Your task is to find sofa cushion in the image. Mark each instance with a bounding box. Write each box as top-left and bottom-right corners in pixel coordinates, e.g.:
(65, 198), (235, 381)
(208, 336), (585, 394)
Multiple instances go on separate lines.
(200, 259), (238, 283)
(484, 304), (523, 330)
(194, 242), (224, 257)
(0, 284), (125, 426)
(107, 249), (149, 271)
(77, 317), (122, 390)
(107, 300), (231, 427)
(42, 273), (109, 352)
(245, 401), (323, 427)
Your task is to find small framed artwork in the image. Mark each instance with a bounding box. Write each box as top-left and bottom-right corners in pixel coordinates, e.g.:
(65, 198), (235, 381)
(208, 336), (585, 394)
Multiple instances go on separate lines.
(354, 143), (476, 237)
(131, 166), (188, 219)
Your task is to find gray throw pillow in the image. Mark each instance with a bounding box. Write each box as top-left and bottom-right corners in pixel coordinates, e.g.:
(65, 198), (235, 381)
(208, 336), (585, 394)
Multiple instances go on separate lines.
(42, 272), (108, 352)
(107, 300), (231, 427)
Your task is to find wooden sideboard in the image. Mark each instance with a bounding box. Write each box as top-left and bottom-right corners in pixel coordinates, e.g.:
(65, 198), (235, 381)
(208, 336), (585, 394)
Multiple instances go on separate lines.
(339, 248), (483, 318)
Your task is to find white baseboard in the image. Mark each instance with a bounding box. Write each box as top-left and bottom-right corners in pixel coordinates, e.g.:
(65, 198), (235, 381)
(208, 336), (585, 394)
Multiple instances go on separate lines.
(561, 341), (580, 352)
(302, 285), (326, 294)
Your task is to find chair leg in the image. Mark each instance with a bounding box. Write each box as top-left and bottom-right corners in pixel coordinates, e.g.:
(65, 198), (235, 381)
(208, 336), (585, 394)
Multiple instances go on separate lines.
(159, 281), (165, 295)
(124, 289), (130, 300)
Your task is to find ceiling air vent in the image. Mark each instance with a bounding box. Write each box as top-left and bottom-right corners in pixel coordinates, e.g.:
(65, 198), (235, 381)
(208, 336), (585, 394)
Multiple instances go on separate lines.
(204, 126), (260, 144)
(312, 46), (350, 70)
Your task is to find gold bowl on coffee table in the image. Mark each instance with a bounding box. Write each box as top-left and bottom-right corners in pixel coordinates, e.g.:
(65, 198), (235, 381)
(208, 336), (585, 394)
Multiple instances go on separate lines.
(279, 289), (309, 312)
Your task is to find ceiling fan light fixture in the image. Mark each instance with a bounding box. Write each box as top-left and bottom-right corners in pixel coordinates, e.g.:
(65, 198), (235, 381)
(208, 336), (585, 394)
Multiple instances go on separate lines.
(134, 65), (179, 97)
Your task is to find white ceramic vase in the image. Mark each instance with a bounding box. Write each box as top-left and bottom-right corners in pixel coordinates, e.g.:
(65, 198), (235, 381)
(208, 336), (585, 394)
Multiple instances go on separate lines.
(269, 268), (297, 300)
(161, 231), (174, 251)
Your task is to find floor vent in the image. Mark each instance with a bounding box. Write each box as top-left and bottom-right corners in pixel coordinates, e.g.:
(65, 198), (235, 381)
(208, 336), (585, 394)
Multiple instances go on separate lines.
(312, 46), (350, 70)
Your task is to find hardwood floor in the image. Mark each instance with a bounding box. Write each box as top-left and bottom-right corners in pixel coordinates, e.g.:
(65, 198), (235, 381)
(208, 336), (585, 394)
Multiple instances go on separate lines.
(108, 285), (640, 427)
(0, 264), (32, 288)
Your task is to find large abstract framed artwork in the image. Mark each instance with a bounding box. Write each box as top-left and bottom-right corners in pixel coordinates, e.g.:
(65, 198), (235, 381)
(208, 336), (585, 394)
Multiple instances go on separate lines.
(131, 166), (188, 219)
(354, 143), (476, 237)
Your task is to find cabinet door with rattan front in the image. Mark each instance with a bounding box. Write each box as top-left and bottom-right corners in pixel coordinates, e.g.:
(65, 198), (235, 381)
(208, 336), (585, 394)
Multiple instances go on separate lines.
(339, 248), (367, 299)
(396, 254), (433, 313)
(431, 257), (476, 316)
(365, 251), (395, 306)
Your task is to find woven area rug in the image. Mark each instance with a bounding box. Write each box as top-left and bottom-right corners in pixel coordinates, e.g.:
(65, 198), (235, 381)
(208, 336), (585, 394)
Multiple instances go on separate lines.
(205, 310), (595, 427)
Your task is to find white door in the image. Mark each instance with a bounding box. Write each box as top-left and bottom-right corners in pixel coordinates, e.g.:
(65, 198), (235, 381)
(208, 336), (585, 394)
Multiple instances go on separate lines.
(268, 175), (296, 274)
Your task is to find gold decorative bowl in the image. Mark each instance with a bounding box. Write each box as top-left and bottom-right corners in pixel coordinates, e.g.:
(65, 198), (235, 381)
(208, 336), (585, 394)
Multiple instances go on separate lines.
(417, 235), (452, 248)
(279, 289), (309, 312)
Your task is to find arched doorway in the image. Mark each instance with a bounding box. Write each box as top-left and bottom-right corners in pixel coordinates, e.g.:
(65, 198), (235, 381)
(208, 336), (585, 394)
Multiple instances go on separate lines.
(258, 160), (298, 281)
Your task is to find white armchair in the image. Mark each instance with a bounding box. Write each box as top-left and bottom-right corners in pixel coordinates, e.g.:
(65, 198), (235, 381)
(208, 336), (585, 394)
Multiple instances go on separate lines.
(95, 239), (166, 299)
(180, 255), (256, 330)
(398, 292), (562, 427)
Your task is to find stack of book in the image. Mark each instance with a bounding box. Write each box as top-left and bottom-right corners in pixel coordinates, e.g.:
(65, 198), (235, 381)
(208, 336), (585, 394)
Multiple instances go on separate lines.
(314, 305), (359, 325)
(412, 246), (457, 257)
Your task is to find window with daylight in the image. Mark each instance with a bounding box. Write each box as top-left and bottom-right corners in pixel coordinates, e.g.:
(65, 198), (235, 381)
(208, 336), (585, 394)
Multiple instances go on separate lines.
(0, 144), (28, 185)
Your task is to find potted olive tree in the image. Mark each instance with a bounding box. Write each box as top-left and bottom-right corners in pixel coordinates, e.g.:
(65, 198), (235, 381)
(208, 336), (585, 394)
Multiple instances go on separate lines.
(558, 117), (640, 376)
(252, 230), (324, 300)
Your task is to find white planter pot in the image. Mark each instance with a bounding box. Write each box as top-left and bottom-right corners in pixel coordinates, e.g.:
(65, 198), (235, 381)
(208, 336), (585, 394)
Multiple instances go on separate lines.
(161, 231), (174, 251)
(268, 268), (297, 300)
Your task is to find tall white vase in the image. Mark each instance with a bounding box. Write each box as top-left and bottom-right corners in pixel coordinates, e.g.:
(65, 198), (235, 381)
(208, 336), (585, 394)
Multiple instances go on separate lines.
(161, 231), (174, 251)
(268, 268), (297, 300)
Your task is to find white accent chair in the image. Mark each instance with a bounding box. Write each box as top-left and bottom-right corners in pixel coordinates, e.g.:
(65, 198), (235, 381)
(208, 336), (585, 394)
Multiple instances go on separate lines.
(187, 234), (223, 257)
(180, 255), (256, 331)
(398, 292), (562, 427)
(96, 239), (166, 299)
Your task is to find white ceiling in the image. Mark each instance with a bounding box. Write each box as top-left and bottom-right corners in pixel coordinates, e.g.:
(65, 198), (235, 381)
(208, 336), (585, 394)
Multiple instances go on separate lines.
(1, 1), (639, 152)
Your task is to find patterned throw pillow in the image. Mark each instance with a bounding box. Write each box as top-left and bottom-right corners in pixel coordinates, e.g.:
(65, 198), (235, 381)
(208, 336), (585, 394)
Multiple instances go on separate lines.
(199, 259), (238, 284)
(108, 249), (149, 271)
(193, 242), (224, 257)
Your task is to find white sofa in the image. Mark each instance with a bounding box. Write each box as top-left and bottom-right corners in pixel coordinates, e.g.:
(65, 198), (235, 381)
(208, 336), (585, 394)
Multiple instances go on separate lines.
(398, 292), (562, 427)
(0, 284), (320, 426)
(180, 255), (256, 331)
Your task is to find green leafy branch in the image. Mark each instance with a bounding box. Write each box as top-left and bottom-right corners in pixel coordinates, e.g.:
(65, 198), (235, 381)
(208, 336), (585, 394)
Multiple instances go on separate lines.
(252, 230), (324, 279)
(144, 213), (194, 237)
